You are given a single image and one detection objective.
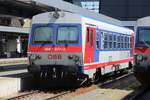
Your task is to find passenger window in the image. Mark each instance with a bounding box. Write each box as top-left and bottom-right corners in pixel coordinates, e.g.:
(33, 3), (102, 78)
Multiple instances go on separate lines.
(96, 30), (100, 49)
(130, 37), (132, 48)
(117, 35), (121, 48)
(113, 34), (116, 48)
(125, 36), (127, 48)
(123, 36), (125, 49)
(104, 32), (108, 49)
(121, 35), (124, 48)
(109, 34), (112, 49)
(101, 32), (104, 49)
(127, 37), (130, 48)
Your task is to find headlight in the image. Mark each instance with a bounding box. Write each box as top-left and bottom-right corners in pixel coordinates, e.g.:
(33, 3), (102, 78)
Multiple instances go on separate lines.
(29, 54), (41, 60)
(30, 54), (37, 60)
(136, 55), (143, 61)
(73, 55), (80, 61)
(68, 55), (80, 63)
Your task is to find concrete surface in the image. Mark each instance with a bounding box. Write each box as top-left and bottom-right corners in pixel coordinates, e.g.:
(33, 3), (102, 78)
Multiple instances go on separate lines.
(0, 72), (33, 98)
(0, 77), (21, 97)
(0, 58), (28, 66)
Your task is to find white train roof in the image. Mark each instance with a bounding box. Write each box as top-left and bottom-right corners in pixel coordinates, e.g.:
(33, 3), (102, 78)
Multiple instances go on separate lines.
(34, 0), (122, 26)
(32, 11), (133, 35)
(137, 16), (150, 26)
(32, 11), (82, 24)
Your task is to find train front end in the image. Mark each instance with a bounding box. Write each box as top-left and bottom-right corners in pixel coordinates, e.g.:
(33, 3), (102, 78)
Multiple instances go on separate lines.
(134, 27), (150, 85)
(27, 12), (84, 80)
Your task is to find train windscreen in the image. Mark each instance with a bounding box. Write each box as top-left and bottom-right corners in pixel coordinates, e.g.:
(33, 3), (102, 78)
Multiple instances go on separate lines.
(137, 28), (150, 47)
(33, 27), (53, 44)
(57, 26), (79, 44)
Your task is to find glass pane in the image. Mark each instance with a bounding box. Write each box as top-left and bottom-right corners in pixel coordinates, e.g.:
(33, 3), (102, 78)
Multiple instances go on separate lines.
(139, 29), (150, 42)
(118, 43), (120, 48)
(118, 35), (120, 42)
(57, 26), (78, 44)
(104, 41), (107, 49)
(114, 35), (116, 41)
(109, 42), (112, 48)
(104, 33), (108, 40)
(90, 31), (93, 47)
(33, 27), (53, 43)
(104, 33), (108, 49)
(109, 34), (112, 41)
(114, 42), (116, 48)
(96, 41), (99, 48)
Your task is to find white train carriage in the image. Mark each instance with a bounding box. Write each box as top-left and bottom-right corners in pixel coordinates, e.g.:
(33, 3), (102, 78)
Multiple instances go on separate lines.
(27, 11), (134, 82)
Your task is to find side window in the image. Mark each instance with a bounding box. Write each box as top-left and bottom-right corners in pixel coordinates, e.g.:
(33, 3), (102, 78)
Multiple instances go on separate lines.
(127, 37), (130, 48)
(109, 34), (112, 49)
(123, 36), (126, 49)
(117, 35), (121, 48)
(90, 30), (93, 47)
(96, 30), (100, 49)
(101, 32), (104, 49)
(86, 28), (90, 42)
(104, 32), (108, 49)
(125, 36), (127, 48)
(121, 35), (124, 49)
(130, 36), (132, 48)
(113, 34), (116, 48)
(86, 27), (94, 47)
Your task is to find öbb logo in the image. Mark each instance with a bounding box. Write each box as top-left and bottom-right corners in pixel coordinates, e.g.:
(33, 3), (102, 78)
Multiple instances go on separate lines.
(48, 54), (62, 59)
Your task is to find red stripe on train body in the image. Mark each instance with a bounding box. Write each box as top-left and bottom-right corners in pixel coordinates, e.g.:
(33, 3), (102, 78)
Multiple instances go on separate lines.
(135, 48), (150, 54)
(28, 45), (82, 53)
(84, 58), (133, 70)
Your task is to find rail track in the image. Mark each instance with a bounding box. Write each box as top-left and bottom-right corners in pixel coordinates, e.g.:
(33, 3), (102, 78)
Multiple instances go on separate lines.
(123, 86), (150, 100)
(6, 71), (136, 100)
(7, 90), (40, 100)
(99, 71), (133, 87)
(45, 91), (71, 100)
(7, 90), (71, 100)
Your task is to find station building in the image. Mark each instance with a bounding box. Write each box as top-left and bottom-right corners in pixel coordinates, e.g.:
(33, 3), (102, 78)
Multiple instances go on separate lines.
(70, 0), (150, 20)
(1, 0), (150, 58)
(71, 0), (100, 13)
(0, 0), (50, 58)
(0, 17), (29, 58)
(69, 0), (150, 29)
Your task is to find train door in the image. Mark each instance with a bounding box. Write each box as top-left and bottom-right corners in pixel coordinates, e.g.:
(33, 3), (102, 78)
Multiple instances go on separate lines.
(84, 27), (96, 63)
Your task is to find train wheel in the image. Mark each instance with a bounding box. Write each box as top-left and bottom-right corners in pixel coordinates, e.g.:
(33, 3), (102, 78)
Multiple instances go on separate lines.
(128, 62), (133, 71)
(33, 73), (40, 79)
(92, 68), (101, 84)
(93, 73), (100, 84)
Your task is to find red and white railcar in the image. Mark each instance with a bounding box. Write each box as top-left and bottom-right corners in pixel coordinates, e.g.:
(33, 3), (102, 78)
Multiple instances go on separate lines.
(134, 16), (150, 85)
(27, 11), (134, 82)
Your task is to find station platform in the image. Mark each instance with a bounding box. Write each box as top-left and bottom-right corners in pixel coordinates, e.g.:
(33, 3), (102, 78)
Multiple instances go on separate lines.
(0, 72), (33, 98)
(0, 58), (31, 98)
(0, 58), (28, 66)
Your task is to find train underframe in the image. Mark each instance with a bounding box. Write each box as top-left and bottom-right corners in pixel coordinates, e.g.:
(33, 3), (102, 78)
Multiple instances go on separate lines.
(27, 65), (88, 81)
(134, 65), (150, 85)
(27, 62), (132, 86)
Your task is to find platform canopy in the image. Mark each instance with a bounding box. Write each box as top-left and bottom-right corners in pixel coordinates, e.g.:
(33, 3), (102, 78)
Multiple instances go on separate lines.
(0, 0), (53, 18)
(0, 26), (29, 34)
